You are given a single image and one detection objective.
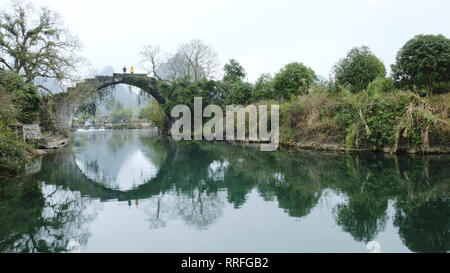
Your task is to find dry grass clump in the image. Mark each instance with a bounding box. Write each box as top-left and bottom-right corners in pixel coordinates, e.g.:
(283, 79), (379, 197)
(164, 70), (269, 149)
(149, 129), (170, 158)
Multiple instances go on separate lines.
(280, 93), (345, 144)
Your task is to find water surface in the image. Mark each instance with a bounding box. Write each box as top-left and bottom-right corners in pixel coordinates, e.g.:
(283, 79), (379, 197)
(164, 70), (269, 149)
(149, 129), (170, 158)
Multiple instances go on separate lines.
(0, 129), (448, 252)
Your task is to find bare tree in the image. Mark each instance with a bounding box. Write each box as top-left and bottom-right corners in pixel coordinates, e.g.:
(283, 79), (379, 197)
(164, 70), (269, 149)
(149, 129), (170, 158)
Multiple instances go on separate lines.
(140, 39), (220, 82)
(140, 44), (164, 80)
(0, 0), (83, 94)
(176, 39), (219, 81)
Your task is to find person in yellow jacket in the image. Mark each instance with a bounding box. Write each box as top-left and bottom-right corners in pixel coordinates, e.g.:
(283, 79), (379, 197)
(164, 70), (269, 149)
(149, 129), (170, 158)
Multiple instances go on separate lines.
(130, 66), (134, 74)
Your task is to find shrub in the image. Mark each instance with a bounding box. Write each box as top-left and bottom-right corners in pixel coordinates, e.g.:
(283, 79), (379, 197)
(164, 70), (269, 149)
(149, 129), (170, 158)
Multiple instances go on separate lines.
(139, 99), (169, 133)
(0, 71), (41, 124)
(0, 123), (28, 172)
(342, 91), (448, 151)
(393, 93), (449, 152)
(280, 93), (344, 144)
(367, 77), (395, 96)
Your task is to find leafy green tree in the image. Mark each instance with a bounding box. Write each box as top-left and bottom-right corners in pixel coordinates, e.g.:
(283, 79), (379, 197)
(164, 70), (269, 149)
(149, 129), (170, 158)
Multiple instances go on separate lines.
(252, 73), (276, 101)
(159, 79), (199, 113)
(391, 34), (450, 97)
(197, 79), (227, 106)
(333, 46), (386, 93)
(0, 0), (82, 94)
(0, 70), (41, 124)
(273, 62), (317, 100)
(109, 108), (133, 123)
(159, 78), (227, 113)
(223, 59), (246, 83)
(225, 81), (253, 105)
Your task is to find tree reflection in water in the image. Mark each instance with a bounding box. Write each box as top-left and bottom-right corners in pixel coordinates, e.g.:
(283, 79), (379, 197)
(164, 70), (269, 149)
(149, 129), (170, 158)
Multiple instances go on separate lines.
(0, 131), (448, 253)
(0, 175), (97, 253)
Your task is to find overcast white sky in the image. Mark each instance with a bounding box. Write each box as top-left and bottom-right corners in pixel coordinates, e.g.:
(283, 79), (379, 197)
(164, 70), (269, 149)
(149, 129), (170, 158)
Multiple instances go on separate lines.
(3, 0), (450, 82)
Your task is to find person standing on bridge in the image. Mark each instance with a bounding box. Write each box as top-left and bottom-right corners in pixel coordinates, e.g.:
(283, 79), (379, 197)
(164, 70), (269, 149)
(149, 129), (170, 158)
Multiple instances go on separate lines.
(122, 66), (127, 73)
(130, 66), (134, 74)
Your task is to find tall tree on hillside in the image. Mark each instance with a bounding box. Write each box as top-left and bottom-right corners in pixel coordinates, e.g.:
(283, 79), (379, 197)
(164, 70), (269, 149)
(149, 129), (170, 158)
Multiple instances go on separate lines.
(223, 59), (246, 83)
(273, 62), (317, 100)
(332, 46), (386, 93)
(391, 34), (450, 97)
(0, 0), (82, 94)
(252, 73), (276, 101)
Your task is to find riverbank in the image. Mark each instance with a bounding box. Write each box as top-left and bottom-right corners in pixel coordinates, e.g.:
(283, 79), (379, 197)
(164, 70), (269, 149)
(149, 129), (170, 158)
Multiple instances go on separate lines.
(224, 139), (450, 154)
(276, 90), (450, 154)
(285, 141), (450, 154)
(168, 91), (450, 154)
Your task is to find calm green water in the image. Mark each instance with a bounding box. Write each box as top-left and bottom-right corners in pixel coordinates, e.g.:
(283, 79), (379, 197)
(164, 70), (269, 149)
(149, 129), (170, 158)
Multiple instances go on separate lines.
(0, 129), (449, 253)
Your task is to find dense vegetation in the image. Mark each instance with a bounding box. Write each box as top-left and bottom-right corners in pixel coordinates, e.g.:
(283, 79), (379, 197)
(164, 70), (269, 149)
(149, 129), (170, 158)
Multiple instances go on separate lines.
(280, 90), (449, 152)
(0, 71), (41, 172)
(139, 99), (169, 133)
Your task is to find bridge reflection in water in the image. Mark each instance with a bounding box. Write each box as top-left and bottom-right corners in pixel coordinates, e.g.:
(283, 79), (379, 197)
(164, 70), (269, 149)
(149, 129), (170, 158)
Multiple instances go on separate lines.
(0, 129), (449, 253)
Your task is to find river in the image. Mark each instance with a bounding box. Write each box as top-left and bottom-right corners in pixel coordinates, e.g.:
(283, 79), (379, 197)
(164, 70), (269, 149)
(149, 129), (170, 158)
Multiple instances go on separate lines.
(0, 129), (448, 252)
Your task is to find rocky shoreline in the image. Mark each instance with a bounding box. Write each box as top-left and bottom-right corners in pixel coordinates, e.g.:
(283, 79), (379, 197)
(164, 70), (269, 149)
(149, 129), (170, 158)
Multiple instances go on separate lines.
(28, 133), (70, 158)
(224, 139), (450, 154)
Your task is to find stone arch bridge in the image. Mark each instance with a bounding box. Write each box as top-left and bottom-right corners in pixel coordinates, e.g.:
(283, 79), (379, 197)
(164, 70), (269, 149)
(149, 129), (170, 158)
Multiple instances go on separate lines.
(40, 73), (170, 135)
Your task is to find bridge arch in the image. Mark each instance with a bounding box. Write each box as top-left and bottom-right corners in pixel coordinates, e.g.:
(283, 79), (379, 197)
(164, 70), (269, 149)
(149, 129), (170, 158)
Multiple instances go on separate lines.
(95, 73), (166, 106)
(41, 73), (172, 135)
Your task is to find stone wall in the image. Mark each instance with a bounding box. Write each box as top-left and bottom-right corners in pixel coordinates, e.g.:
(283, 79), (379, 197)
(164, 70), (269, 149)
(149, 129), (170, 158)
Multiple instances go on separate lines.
(8, 124), (41, 141)
(23, 124), (41, 140)
(54, 99), (80, 136)
(39, 92), (83, 136)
